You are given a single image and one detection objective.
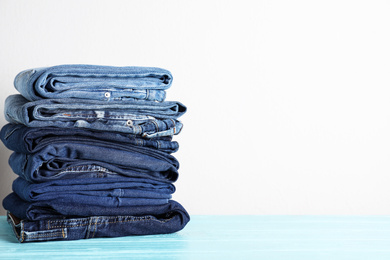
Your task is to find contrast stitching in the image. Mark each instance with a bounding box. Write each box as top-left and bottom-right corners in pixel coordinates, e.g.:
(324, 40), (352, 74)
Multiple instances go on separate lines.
(48, 216), (174, 229)
(86, 218), (93, 238)
(61, 113), (154, 120)
(26, 231), (64, 239)
(58, 165), (113, 174)
(91, 218), (98, 238)
(21, 222), (25, 242)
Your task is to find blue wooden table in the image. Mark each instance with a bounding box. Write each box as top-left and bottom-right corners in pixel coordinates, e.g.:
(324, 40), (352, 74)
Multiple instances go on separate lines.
(1, 215), (390, 259)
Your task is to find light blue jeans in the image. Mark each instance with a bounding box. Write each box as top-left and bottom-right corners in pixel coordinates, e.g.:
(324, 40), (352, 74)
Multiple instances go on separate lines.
(5, 94), (185, 137)
(14, 64), (172, 102)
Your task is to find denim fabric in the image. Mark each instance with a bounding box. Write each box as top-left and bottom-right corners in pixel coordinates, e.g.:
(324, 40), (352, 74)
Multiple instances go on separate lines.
(3, 192), (188, 221)
(14, 65), (172, 102)
(5, 94), (185, 137)
(13, 177), (175, 202)
(3, 65), (190, 242)
(9, 138), (179, 183)
(6, 203), (190, 242)
(0, 123), (179, 154)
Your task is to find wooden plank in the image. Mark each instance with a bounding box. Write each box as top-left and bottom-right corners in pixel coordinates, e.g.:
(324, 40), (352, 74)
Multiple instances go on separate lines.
(1, 215), (390, 259)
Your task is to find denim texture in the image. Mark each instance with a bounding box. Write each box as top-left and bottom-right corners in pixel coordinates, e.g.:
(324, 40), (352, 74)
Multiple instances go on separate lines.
(5, 94), (185, 137)
(0, 123), (179, 154)
(9, 138), (179, 183)
(1, 64), (190, 242)
(14, 65), (172, 102)
(3, 193), (188, 221)
(13, 177), (175, 202)
(6, 201), (190, 242)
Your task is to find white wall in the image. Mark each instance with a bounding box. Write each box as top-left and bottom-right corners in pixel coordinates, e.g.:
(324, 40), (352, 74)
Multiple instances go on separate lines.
(1, 0), (390, 215)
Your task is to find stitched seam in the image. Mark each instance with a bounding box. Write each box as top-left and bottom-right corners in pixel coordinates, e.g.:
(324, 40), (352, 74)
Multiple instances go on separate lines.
(26, 232), (64, 238)
(11, 223), (20, 239)
(151, 120), (159, 131)
(91, 219), (98, 238)
(59, 165), (113, 174)
(86, 218), (93, 238)
(62, 114), (153, 119)
(21, 222), (25, 242)
(49, 216), (174, 228)
(47, 215), (170, 223)
(49, 71), (165, 77)
(4, 127), (19, 140)
(8, 214), (21, 240)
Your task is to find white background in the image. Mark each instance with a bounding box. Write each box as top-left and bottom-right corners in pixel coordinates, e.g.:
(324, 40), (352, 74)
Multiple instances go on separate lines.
(0, 0), (390, 215)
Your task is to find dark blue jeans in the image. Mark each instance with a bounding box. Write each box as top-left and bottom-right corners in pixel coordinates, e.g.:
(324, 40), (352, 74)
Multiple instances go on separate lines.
(3, 192), (188, 221)
(8, 138), (179, 183)
(0, 123), (179, 154)
(13, 177), (175, 206)
(6, 201), (190, 242)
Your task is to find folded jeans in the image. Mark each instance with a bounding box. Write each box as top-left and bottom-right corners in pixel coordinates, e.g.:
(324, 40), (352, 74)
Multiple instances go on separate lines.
(9, 138), (179, 183)
(5, 94), (185, 137)
(6, 203), (189, 242)
(12, 177), (175, 202)
(0, 123), (179, 154)
(14, 64), (173, 102)
(3, 192), (188, 221)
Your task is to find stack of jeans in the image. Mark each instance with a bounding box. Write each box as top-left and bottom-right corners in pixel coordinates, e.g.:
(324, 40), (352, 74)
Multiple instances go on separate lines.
(1, 65), (190, 242)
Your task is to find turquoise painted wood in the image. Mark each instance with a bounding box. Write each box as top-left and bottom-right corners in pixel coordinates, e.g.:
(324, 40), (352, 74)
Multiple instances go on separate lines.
(1, 215), (390, 259)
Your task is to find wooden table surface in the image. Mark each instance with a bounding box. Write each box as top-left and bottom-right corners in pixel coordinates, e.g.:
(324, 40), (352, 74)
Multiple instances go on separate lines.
(1, 215), (390, 259)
